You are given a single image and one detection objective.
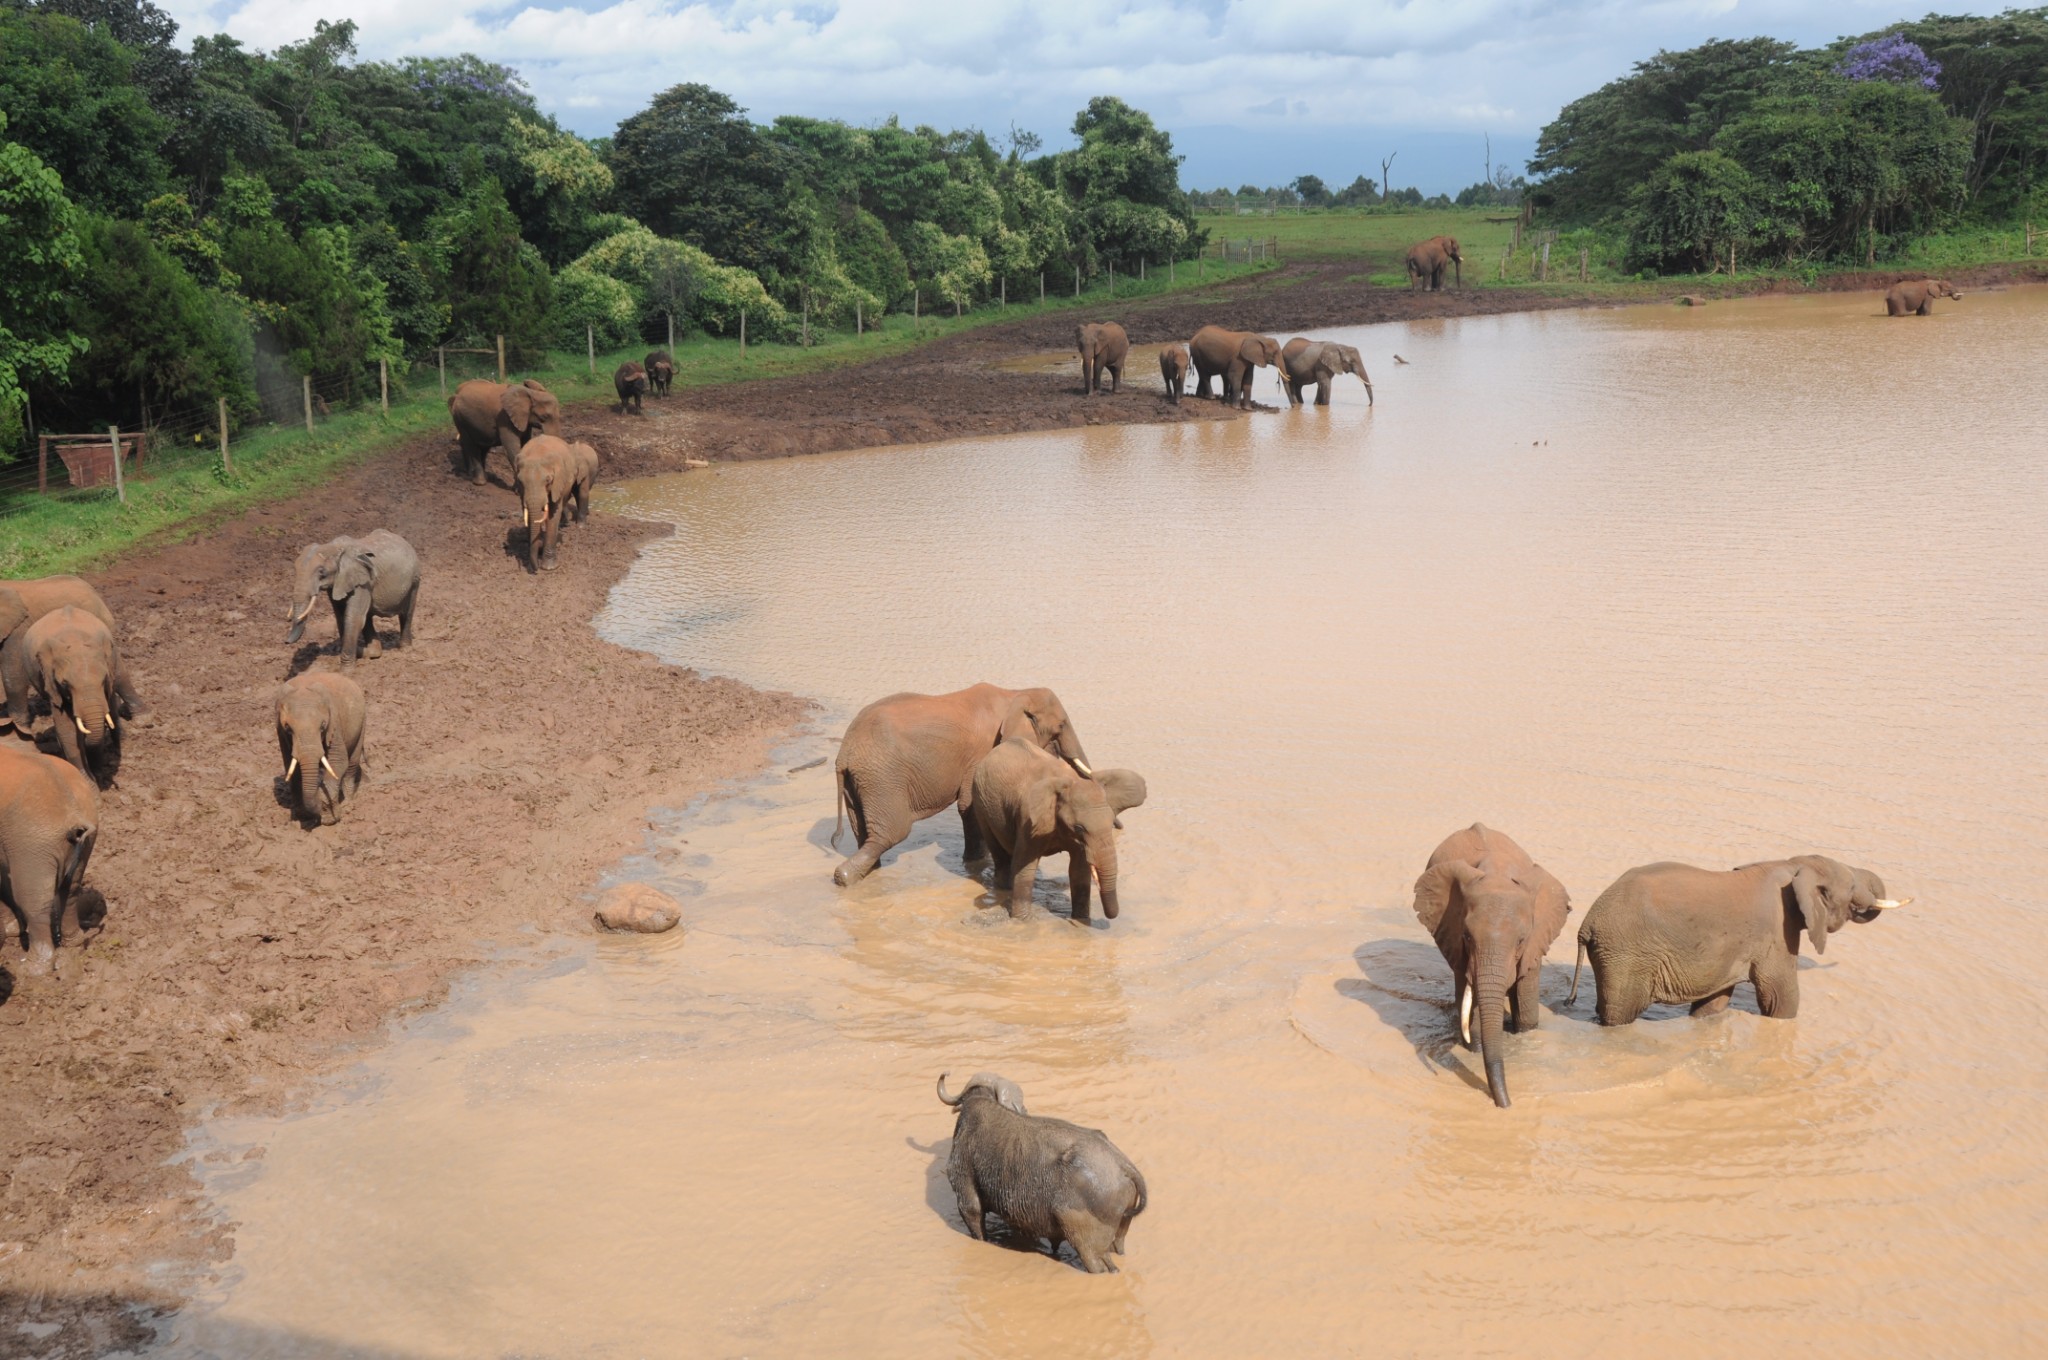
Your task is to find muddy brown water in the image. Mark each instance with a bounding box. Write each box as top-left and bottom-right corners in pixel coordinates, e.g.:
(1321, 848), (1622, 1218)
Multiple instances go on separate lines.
(167, 290), (2048, 1357)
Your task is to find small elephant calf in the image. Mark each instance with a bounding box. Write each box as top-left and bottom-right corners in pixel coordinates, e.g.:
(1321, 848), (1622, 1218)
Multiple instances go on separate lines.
(1159, 344), (1190, 403)
(967, 739), (1146, 922)
(1886, 278), (1961, 316)
(276, 672), (367, 825)
(938, 1072), (1147, 1274)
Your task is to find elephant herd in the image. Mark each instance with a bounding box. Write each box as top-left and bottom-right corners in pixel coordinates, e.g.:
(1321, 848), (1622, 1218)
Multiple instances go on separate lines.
(1078, 322), (1373, 411)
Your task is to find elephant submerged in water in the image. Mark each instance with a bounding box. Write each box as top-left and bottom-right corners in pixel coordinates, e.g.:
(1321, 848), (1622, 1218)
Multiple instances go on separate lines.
(286, 530), (421, 666)
(938, 1072), (1147, 1274)
(1188, 326), (1283, 409)
(965, 738), (1146, 922)
(0, 745), (105, 978)
(831, 683), (1091, 886)
(1280, 339), (1372, 406)
(1412, 824), (1572, 1109)
(1571, 854), (1905, 1025)
(448, 378), (562, 485)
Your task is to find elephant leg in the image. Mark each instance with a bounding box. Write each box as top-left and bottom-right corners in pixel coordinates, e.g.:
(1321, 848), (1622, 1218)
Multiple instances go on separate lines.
(397, 582), (418, 649)
(1069, 851), (1092, 922)
(1750, 959), (1800, 1018)
(12, 860), (60, 976)
(340, 595), (370, 664)
(1284, 375), (1303, 407)
(1691, 988), (1735, 1016)
(1109, 364), (1122, 394)
(1315, 380), (1332, 407)
(1008, 856), (1039, 919)
(329, 598), (350, 663)
(959, 806), (988, 867)
(832, 805), (910, 886)
(1512, 969), (1542, 1032)
(988, 844), (1012, 894)
(1592, 963), (1653, 1026)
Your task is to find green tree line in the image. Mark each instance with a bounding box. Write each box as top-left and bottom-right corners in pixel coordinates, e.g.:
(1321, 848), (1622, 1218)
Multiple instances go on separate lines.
(0, 0), (1203, 448)
(1528, 11), (2048, 274)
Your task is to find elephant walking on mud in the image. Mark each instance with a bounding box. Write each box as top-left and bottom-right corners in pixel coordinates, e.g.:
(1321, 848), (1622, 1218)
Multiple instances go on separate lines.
(1, 576), (144, 732)
(513, 436), (596, 572)
(965, 739), (1146, 923)
(1886, 279), (1961, 315)
(286, 531), (421, 667)
(938, 1072), (1147, 1274)
(275, 672), (367, 825)
(1571, 855), (1906, 1025)
(448, 379), (562, 485)
(1077, 323), (1129, 395)
(1405, 236), (1462, 291)
(1280, 339), (1373, 406)
(0, 744), (105, 978)
(1412, 824), (1572, 1109)
(15, 607), (124, 783)
(1188, 326), (1283, 409)
(831, 683), (1091, 887)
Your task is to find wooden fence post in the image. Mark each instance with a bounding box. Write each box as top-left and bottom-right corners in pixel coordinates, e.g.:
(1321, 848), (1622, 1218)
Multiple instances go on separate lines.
(438, 346), (446, 396)
(1140, 260), (1146, 282)
(496, 335), (506, 382)
(1075, 268), (1080, 298)
(379, 358), (389, 417)
(1539, 241), (1550, 281)
(954, 297), (961, 318)
(1109, 264), (1114, 296)
(1000, 277), (1006, 307)
(1170, 257), (1174, 285)
(1580, 248), (1589, 282)
(1040, 271), (1045, 303)
(913, 289), (919, 325)
(108, 425), (126, 504)
(802, 289), (810, 347)
(740, 310), (747, 360)
(303, 375), (314, 435)
(1729, 240), (1736, 275)
(667, 311), (675, 354)
(1500, 246), (1507, 280)
(37, 436), (47, 493)
(856, 301), (863, 335)
(218, 397), (230, 474)
(587, 323), (595, 375)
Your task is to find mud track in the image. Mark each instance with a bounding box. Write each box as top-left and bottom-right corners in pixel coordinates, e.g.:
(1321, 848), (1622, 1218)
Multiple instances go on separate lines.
(4, 255), (2042, 1353)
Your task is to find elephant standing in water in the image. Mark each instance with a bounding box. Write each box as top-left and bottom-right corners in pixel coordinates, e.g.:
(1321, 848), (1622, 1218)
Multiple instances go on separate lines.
(448, 379), (562, 484)
(275, 672), (367, 825)
(965, 738), (1146, 922)
(286, 530), (420, 667)
(1188, 326), (1283, 409)
(17, 607), (124, 782)
(831, 683), (1091, 886)
(1412, 824), (1572, 1109)
(1076, 322), (1129, 395)
(938, 1072), (1147, 1274)
(0, 745), (105, 978)
(1280, 339), (1373, 406)
(1, 576), (143, 731)
(1886, 279), (1961, 315)
(1405, 236), (1462, 291)
(1571, 855), (1905, 1025)
(1159, 343), (1190, 402)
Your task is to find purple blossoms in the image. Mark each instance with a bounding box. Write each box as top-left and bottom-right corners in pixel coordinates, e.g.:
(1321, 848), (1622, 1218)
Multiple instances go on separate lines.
(1837, 33), (1941, 90)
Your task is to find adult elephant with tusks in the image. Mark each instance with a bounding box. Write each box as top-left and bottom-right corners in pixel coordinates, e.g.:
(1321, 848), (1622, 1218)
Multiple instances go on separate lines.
(275, 672), (366, 825)
(18, 607), (124, 783)
(831, 683), (1091, 887)
(1411, 824), (1572, 1109)
(1, 576), (144, 732)
(513, 436), (593, 571)
(1188, 325), (1283, 409)
(448, 379), (562, 484)
(286, 530), (420, 667)
(1076, 322), (1129, 395)
(1280, 339), (1373, 406)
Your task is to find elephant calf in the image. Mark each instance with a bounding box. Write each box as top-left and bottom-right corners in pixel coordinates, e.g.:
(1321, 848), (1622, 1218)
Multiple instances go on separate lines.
(643, 351), (675, 397)
(1571, 854), (1906, 1025)
(938, 1072), (1146, 1274)
(20, 606), (124, 782)
(1077, 322), (1129, 395)
(1886, 279), (1961, 316)
(1159, 344), (1190, 402)
(614, 361), (648, 415)
(276, 672), (367, 825)
(966, 739), (1146, 923)
(0, 744), (104, 978)
(287, 530), (421, 667)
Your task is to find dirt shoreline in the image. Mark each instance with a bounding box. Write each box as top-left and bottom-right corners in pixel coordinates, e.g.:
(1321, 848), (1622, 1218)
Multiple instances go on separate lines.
(4, 255), (2040, 1355)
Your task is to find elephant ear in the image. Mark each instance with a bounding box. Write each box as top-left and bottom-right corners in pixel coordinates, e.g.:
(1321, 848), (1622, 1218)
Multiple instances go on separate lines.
(1784, 866), (1830, 955)
(1413, 860), (1479, 959)
(0, 588), (27, 644)
(1096, 769), (1147, 818)
(1524, 863), (1573, 958)
(502, 384), (534, 431)
(330, 549), (373, 600)
(1022, 771), (1061, 841)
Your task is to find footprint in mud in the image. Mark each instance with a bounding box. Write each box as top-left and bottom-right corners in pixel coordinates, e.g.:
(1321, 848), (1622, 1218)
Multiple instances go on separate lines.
(1289, 939), (1870, 1103)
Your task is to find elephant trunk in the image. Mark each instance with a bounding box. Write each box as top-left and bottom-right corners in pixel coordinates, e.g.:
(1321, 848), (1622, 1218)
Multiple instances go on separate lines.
(71, 688), (113, 748)
(296, 738), (323, 817)
(1475, 961), (1511, 1108)
(286, 592), (318, 642)
(1092, 843), (1120, 920)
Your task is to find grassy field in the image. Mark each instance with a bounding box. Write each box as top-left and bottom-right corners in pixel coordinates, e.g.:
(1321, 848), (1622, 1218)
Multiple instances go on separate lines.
(0, 258), (1271, 579)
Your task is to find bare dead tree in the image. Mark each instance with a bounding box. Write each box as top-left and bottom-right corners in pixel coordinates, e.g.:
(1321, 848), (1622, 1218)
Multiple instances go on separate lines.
(1380, 151), (1398, 202)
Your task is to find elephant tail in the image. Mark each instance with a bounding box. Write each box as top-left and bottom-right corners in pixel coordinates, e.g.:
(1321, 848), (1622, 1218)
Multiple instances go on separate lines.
(834, 768), (866, 849)
(1567, 938), (1587, 1006)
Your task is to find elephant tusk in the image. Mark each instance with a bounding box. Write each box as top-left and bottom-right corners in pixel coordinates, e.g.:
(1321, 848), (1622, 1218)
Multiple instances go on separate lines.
(75, 713), (89, 735)
(105, 714), (116, 732)
(523, 507), (530, 527)
(1459, 987), (1475, 1047)
(320, 756), (340, 779)
(1872, 898), (1912, 909)
(1071, 757), (1095, 778)
(286, 757), (298, 779)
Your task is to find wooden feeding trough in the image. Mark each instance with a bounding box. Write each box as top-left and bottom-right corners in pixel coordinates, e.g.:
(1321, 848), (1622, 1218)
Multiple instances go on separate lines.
(37, 432), (145, 491)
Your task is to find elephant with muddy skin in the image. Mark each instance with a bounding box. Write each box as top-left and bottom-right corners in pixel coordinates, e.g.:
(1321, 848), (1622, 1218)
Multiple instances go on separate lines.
(1159, 343), (1190, 402)
(275, 672), (366, 825)
(1412, 824), (1572, 1109)
(513, 436), (593, 572)
(965, 739), (1146, 923)
(1570, 854), (1904, 1025)
(1280, 339), (1373, 407)
(643, 351), (674, 397)
(1405, 236), (1462, 291)
(17, 607), (124, 783)
(0, 745), (104, 979)
(448, 379), (562, 484)
(1188, 325), (1283, 409)
(1, 576), (143, 733)
(1077, 322), (1129, 395)
(938, 1072), (1147, 1274)
(831, 683), (1091, 887)
(287, 530), (420, 667)
(1886, 279), (1961, 316)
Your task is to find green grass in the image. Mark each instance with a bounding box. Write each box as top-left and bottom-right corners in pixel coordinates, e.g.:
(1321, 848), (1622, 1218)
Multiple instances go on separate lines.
(0, 258), (1270, 578)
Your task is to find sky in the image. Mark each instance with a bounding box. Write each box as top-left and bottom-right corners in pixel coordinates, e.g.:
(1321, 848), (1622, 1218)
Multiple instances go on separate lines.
(157, 0), (1942, 194)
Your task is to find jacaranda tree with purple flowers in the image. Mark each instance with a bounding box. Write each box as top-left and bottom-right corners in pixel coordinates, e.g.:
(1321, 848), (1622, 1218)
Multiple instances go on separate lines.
(1836, 33), (1942, 91)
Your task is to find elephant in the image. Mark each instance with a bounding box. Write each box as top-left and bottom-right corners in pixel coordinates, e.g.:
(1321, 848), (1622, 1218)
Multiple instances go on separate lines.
(1886, 279), (1961, 316)
(1570, 855), (1905, 1025)
(448, 378), (562, 485)
(643, 351), (675, 397)
(1280, 339), (1373, 407)
(937, 1072), (1147, 1274)
(1405, 235), (1462, 291)
(1188, 325), (1284, 410)
(1411, 824), (1572, 1109)
(286, 530), (421, 667)
(1158, 344), (1190, 402)
(275, 672), (366, 825)
(512, 436), (591, 571)
(18, 606), (124, 783)
(0, 744), (104, 979)
(1, 576), (142, 731)
(964, 739), (1146, 922)
(563, 441), (600, 524)
(1076, 322), (1129, 396)
(831, 683), (1091, 887)
(614, 361), (648, 415)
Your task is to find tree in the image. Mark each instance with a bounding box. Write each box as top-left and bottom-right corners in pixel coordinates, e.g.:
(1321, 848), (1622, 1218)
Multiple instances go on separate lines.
(1379, 152), (1396, 202)
(1625, 150), (1760, 272)
(0, 8), (172, 214)
(0, 110), (88, 446)
(1332, 175), (1380, 207)
(428, 177), (550, 354)
(607, 83), (799, 278)
(1053, 96), (1199, 267)
(1864, 11), (2048, 207)
(1291, 173), (1331, 207)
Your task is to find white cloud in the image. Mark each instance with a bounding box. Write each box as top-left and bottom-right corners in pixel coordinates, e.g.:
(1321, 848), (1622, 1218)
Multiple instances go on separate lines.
(157, 0), (1923, 190)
